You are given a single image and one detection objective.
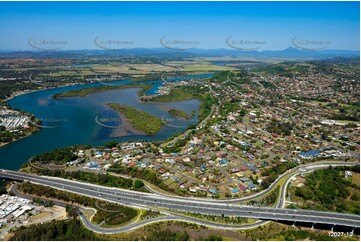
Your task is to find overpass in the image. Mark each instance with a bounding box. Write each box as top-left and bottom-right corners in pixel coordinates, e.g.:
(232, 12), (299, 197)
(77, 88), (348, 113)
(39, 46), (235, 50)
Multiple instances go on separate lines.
(0, 169), (359, 228)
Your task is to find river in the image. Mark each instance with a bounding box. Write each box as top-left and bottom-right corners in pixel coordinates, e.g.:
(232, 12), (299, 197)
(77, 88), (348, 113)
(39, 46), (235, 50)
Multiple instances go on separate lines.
(0, 74), (212, 171)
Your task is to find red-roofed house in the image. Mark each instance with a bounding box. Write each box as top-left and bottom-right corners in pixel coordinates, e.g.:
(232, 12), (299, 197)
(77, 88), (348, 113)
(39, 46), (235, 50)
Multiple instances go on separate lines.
(238, 184), (247, 192)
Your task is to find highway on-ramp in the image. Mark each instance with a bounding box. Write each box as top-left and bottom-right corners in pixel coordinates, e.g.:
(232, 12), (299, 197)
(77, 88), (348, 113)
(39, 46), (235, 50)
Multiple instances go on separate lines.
(10, 183), (267, 234)
(144, 161), (359, 204)
(0, 166), (359, 228)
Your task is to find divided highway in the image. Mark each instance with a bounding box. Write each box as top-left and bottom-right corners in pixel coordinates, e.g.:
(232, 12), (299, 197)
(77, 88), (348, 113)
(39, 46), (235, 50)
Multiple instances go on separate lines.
(10, 183), (268, 233)
(0, 167), (359, 228)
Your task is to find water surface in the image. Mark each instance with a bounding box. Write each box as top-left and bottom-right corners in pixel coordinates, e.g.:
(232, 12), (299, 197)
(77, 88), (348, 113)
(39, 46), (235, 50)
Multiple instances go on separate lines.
(0, 74), (211, 170)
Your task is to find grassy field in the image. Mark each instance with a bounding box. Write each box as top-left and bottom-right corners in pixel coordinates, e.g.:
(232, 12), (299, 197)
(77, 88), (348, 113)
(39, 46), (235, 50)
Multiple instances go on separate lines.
(183, 64), (236, 72)
(106, 103), (163, 135)
(29, 211), (51, 222)
(352, 172), (360, 185)
(81, 209), (95, 220)
(92, 202), (139, 227)
(163, 178), (178, 190)
(90, 63), (178, 74)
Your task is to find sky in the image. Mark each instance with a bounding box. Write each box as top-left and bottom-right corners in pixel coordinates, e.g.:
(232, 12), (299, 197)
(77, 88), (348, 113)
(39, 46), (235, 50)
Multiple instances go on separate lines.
(0, 1), (359, 51)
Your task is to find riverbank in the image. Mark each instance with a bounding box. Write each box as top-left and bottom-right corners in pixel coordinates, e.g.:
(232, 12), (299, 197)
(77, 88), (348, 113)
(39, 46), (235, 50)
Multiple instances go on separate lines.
(53, 83), (151, 99)
(0, 82), (93, 146)
(0, 131), (36, 148)
(0, 76), (203, 172)
(3, 82), (86, 102)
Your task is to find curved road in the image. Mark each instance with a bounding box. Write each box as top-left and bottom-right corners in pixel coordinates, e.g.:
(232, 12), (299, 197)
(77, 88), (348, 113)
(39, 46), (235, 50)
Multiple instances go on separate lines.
(80, 212), (268, 234)
(133, 161), (360, 204)
(10, 183), (268, 234)
(0, 162), (359, 229)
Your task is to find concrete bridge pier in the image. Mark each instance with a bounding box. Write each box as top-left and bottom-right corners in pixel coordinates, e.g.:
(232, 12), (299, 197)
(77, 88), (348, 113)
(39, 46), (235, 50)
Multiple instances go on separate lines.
(292, 221), (296, 227)
(331, 225), (334, 232)
(311, 223), (315, 229)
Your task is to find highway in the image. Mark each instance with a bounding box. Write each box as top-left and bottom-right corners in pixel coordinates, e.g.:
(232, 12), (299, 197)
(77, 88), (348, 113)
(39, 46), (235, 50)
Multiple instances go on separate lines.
(0, 165), (359, 228)
(10, 183), (267, 234)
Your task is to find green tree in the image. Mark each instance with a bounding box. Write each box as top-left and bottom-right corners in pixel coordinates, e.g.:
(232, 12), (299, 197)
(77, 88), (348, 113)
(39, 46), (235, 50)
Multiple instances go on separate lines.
(134, 179), (145, 189)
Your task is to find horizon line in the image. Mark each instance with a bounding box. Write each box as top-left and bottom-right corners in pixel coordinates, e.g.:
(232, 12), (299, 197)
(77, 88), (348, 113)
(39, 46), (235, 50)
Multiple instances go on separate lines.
(0, 47), (360, 52)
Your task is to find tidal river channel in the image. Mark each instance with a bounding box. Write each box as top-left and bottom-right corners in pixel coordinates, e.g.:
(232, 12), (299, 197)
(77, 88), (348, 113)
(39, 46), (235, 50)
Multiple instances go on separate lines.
(0, 74), (212, 170)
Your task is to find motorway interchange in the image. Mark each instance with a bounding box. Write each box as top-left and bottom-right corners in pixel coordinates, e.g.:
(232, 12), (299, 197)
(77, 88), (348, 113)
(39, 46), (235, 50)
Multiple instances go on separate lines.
(0, 161), (360, 233)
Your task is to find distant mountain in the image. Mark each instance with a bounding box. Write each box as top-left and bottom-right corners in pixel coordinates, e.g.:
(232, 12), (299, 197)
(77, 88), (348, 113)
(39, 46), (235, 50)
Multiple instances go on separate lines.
(258, 47), (359, 58)
(0, 47), (359, 59)
(187, 47), (359, 59)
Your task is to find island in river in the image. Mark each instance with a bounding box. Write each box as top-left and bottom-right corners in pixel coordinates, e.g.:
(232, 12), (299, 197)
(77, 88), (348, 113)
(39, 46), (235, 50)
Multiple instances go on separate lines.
(168, 108), (195, 120)
(0, 79), (203, 171)
(106, 103), (163, 135)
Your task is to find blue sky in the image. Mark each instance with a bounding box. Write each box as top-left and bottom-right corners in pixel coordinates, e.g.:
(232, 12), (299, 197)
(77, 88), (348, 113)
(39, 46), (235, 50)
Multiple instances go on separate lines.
(0, 1), (359, 51)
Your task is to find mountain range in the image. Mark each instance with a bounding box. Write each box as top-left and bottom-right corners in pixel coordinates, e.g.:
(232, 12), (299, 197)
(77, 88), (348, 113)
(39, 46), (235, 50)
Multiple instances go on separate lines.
(0, 47), (359, 59)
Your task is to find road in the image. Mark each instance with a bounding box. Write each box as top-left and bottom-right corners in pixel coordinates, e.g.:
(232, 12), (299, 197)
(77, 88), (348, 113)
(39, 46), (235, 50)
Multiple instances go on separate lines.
(0, 164), (359, 228)
(122, 161), (360, 204)
(79, 212), (269, 234)
(10, 181), (268, 234)
(160, 104), (216, 148)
